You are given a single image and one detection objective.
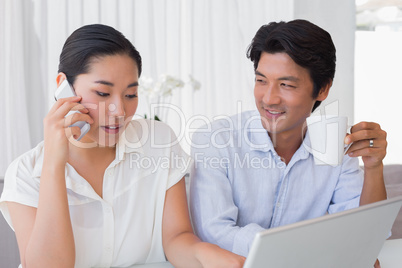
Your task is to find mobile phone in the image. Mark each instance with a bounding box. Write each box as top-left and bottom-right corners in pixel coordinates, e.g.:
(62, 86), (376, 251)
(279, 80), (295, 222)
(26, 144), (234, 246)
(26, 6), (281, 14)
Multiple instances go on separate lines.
(54, 80), (90, 141)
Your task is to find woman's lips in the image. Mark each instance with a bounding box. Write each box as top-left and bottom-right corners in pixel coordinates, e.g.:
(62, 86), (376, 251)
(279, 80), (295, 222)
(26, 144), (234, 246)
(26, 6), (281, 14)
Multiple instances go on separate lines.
(101, 125), (122, 134)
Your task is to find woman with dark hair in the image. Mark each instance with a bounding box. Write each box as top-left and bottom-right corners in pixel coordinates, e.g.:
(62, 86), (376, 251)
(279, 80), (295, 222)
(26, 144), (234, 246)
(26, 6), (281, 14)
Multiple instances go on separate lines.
(0, 24), (245, 268)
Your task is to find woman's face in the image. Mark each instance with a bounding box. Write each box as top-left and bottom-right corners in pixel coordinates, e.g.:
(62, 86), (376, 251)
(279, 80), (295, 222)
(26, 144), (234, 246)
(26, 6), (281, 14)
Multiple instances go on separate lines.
(72, 54), (139, 147)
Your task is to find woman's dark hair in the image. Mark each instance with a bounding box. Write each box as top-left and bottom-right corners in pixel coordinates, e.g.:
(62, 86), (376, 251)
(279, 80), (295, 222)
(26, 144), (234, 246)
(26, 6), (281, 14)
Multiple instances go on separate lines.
(58, 24), (142, 85)
(246, 19), (336, 112)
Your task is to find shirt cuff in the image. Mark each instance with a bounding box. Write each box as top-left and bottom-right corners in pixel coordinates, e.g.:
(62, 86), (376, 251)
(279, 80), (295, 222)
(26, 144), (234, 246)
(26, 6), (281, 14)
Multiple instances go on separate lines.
(232, 223), (265, 257)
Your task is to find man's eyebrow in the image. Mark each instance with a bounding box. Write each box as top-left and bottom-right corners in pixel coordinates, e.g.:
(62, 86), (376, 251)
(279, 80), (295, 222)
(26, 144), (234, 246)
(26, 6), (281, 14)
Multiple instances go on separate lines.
(255, 70), (266, 77)
(254, 71), (299, 82)
(94, 80), (139, 87)
(278, 76), (299, 82)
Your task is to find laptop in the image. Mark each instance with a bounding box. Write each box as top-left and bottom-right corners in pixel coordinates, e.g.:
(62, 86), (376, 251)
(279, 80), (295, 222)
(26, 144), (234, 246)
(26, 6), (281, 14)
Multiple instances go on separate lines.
(244, 196), (402, 268)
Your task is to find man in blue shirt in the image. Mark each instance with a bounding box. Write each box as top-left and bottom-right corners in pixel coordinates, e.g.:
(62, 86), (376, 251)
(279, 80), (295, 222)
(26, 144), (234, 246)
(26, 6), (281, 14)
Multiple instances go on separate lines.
(189, 19), (387, 265)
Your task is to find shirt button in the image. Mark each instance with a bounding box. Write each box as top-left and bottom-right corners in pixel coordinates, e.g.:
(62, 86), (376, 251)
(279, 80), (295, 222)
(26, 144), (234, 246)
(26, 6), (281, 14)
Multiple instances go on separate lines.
(105, 245), (112, 252)
(105, 207), (111, 213)
(108, 169), (114, 177)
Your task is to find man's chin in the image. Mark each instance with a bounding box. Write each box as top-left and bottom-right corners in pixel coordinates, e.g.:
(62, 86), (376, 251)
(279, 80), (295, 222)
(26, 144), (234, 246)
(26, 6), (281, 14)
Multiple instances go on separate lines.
(259, 116), (283, 134)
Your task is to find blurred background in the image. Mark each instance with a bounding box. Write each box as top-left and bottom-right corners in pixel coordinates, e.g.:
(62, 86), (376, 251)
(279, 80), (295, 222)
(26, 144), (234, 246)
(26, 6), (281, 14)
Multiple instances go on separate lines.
(1, 0), (401, 178)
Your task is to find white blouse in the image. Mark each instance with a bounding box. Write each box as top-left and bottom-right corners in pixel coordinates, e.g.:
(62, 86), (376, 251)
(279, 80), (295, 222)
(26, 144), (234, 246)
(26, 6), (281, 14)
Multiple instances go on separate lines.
(0, 119), (191, 268)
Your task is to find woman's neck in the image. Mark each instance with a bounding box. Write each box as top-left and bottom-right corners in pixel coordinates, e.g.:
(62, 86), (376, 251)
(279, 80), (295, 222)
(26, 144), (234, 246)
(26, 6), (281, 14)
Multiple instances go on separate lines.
(68, 142), (116, 165)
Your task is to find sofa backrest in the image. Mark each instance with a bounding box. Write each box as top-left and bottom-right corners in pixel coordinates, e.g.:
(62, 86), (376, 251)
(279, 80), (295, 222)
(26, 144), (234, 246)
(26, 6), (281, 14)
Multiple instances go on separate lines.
(384, 165), (402, 239)
(0, 179), (21, 268)
(0, 165), (401, 267)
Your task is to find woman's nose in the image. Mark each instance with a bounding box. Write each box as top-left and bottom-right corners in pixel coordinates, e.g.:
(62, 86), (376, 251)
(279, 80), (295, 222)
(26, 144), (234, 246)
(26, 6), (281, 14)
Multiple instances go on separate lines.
(108, 99), (125, 117)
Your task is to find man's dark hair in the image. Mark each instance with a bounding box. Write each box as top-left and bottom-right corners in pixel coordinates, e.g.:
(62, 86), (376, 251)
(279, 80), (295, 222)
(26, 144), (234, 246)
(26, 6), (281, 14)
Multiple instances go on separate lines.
(58, 24), (142, 85)
(246, 19), (336, 112)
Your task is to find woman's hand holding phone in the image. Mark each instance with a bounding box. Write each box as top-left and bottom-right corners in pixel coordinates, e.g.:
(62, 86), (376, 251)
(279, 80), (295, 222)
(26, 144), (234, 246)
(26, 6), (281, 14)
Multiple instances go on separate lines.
(43, 96), (93, 165)
(23, 93), (92, 267)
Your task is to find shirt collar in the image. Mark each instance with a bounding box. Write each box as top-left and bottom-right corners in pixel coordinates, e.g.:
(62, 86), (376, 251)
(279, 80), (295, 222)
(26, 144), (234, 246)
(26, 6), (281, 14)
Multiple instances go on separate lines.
(248, 115), (275, 153)
(33, 121), (145, 179)
(32, 123), (144, 199)
(116, 120), (144, 161)
(301, 129), (312, 155)
(297, 129), (311, 160)
(247, 114), (311, 161)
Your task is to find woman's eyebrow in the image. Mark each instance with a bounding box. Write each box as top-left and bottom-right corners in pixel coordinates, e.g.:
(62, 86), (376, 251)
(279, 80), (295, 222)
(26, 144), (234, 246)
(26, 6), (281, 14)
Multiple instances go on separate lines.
(94, 80), (114, 86)
(128, 82), (139, 88)
(94, 80), (139, 88)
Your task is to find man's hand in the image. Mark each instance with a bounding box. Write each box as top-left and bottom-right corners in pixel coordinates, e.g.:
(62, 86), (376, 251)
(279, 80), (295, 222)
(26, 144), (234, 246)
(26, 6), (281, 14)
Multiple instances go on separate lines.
(345, 121), (387, 205)
(344, 122), (387, 169)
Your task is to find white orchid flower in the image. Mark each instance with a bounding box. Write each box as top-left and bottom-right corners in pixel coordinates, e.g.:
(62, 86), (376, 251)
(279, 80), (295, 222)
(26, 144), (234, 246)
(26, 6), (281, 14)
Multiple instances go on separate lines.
(138, 76), (156, 97)
(159, 74), (184, 97)
(188, 74), (201, 91)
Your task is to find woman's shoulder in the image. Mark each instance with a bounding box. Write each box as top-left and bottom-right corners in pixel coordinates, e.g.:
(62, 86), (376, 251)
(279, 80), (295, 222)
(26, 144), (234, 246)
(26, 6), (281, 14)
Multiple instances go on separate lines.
(5, 141), (45, 180)
(128, 118), (173, 131)
(118, 119), (183, 160)
(125, 119), (176, 143)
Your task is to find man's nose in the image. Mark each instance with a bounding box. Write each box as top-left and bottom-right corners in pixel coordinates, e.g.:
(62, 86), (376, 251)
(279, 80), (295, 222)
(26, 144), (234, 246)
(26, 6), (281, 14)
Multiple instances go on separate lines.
(263, 84), (281, 105)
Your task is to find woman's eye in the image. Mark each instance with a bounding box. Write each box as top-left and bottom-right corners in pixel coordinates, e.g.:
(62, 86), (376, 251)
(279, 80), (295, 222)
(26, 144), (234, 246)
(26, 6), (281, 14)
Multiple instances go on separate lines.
(126, 94), (138, 99)
(96, 91), (109, 97)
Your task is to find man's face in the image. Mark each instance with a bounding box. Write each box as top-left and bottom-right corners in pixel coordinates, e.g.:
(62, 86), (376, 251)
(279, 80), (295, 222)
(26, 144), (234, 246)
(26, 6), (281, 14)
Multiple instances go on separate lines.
(254, 52), (328, 140)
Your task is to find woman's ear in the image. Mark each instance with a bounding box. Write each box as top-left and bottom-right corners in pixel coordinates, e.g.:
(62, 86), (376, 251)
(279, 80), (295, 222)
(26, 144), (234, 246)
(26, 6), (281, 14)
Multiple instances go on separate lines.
(56, 73), (67, 87)
(316, 80), (332, 101)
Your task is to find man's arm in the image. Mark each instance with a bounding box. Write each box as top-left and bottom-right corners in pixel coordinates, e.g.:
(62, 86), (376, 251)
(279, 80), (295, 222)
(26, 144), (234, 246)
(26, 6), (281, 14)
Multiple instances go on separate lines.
(344, 122), (387, 205)
(189, 130), (265, 257)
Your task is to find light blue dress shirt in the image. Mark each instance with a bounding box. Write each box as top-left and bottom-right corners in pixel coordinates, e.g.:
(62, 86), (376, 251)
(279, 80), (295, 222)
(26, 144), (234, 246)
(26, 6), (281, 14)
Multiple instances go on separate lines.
(189, 110), (363, 257)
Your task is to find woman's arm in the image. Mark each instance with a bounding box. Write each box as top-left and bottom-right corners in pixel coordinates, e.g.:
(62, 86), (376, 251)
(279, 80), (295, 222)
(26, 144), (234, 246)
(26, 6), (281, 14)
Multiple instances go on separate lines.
(8, 163), (75, 268)
(162, 178), (245, 268)
(7, 96), (92, 268)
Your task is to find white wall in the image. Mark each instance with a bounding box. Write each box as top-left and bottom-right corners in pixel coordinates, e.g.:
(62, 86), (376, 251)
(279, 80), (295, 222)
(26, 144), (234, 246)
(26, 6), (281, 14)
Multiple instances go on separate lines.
(294, 0), (356, 122)
(0, 0), (358, 176)
(355, 31), (402, 165)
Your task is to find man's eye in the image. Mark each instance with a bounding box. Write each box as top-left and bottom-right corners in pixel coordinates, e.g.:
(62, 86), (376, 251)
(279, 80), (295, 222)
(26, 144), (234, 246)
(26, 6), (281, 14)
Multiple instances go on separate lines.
(96, 91), (109, 97)
(281, 83), (294, 88)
